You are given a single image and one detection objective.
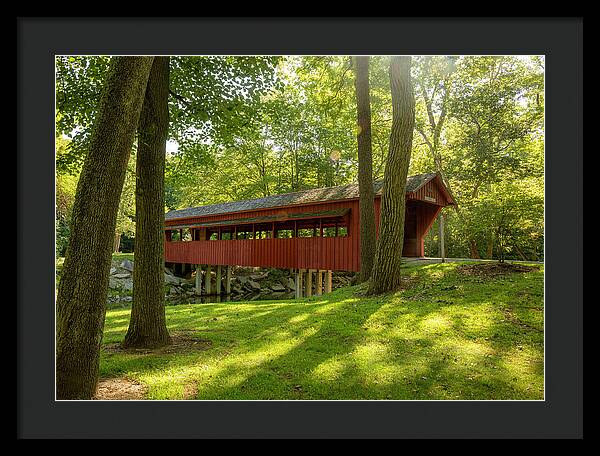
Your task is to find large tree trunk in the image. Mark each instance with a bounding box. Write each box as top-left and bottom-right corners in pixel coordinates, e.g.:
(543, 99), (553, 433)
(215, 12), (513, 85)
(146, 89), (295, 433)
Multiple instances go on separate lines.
(56, 57), (154, 399)
(367, 57), (415, 295)
(354, 56), (376, 283)
(113, 232), (121, 253)
(123, 57), (172, 349)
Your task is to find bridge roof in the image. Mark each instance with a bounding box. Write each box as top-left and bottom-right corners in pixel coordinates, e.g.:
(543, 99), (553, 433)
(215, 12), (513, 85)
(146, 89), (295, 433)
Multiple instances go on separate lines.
(165, 173), (441, 221)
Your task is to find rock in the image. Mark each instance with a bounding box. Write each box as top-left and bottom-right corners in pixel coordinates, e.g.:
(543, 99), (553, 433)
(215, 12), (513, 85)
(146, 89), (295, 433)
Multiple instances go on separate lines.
(113, 273), (131, 279)
(287, 278), (296, 290)
(270, 283), (286, 292)
(164, 274), (183, 285)
(109, 278), (121, 289)
(120, 259), (134, 272)
(169, 287), (179, 295)
(238, 275), (249, 285)
(110, 267), (117, 275)
(250, 272), (268, 280)
(122, 279), (133, 291)
(247, 280), (261, 290)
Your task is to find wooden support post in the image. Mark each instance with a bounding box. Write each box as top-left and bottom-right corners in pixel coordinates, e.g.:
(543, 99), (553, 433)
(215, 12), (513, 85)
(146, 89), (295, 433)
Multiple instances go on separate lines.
(315, 270), (323, 296)
(439, 213), (445, 263)
(195, 265), (202, 294)
(295, 269), (304, 299)
(225, 265), (232, 295)
(324, 270), (332, 294)
(205, 265), (212, 295)
(305, 270), (313, 297)
(216, 265), (222, 295)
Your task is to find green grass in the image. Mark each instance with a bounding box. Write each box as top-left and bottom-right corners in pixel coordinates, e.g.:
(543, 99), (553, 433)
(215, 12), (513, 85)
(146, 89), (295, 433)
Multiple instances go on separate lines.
(100, 261), (544, 400)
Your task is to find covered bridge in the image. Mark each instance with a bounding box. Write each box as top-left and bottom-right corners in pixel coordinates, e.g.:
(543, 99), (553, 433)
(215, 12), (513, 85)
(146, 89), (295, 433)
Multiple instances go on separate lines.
(164, 172), (455, 296)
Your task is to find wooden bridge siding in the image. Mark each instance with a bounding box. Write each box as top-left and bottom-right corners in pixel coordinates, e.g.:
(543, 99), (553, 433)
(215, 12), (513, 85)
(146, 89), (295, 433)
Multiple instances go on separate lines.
(409, 179), (448, 206)
(164, 237), (357, 271)
(164, 193), (446, 271)
(415, 202), (443, 257)
(373, 197), (425, 258)
(165, 200), (361, 272)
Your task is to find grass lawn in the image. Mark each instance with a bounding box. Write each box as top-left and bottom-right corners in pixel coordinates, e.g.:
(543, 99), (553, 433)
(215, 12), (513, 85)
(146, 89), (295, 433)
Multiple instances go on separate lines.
(100, 261), (544, 400)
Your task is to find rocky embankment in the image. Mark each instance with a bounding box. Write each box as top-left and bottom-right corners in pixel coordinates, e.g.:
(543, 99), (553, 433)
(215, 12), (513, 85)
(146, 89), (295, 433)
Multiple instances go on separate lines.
(106, 258), (356, 307)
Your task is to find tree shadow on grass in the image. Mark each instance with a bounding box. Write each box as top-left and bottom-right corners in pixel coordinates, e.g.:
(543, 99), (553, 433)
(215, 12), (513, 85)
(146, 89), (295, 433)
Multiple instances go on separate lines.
(99, 266), (543, 400)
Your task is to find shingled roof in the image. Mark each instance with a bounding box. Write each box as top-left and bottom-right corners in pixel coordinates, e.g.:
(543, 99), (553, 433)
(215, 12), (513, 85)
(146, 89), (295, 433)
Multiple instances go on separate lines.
(165, 173), (438, 221)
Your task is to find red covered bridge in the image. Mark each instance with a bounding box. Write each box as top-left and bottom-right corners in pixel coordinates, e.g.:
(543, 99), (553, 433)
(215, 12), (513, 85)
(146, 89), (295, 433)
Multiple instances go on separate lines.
(164, 173), (455, 296)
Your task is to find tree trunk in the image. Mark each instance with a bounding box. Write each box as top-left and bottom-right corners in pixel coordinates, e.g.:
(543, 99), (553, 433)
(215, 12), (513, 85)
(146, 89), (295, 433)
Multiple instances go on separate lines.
(354, 56), (376, 283)
(367, 57), (415, 295)
(486, 234), (494, 259)
(56, 57), (154, 399)
(113, 232), (121, 253)
(469, 239), (481, 259)
(123, 57), (172, 349)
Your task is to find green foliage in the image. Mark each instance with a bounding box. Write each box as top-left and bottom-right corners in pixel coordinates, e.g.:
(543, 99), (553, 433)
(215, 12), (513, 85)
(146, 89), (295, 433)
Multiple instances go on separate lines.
(56, 56), (281, 171)
(55, 137), (79, 256)
(413, 56), (545, 259)
(56, 55), (545, 262)
(115, 155), (136, 239)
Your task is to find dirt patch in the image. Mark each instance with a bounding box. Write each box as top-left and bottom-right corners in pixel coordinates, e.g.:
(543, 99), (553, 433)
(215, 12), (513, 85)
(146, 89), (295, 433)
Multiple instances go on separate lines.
(94, 377), (147, 400)
(183, 381), (198, 400)
(457, 262), (539, 278)
(399, 274), (420, 290)
(103, 330), (213, 355)
(502, 308), (543, 333)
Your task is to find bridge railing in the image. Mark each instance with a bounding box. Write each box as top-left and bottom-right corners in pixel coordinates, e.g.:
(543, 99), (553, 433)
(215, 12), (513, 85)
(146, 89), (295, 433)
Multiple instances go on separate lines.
(164, 236), (359, 272)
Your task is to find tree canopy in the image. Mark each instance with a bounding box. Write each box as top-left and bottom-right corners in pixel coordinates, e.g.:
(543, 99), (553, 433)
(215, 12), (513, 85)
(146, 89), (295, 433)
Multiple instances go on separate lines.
(56, 55), (545, 261)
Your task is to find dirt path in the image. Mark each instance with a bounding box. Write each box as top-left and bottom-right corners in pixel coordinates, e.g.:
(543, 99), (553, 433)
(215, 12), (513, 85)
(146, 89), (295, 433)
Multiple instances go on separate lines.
(94, 377), (147, 400)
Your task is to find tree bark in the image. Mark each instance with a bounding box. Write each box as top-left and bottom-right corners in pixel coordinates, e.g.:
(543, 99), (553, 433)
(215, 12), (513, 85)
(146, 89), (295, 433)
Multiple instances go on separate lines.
(56, 57), (154, 399)
(123, 57), (172, 349)
(113, 232), (121, 253)
(367, 57), (415, 295)
(469, 239), (481, 259)
(354, 56), (376, 283)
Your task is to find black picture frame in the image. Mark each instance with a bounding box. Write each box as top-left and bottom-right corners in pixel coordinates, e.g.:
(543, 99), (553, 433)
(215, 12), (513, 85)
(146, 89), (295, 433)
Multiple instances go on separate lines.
(17, 17), (583, 439)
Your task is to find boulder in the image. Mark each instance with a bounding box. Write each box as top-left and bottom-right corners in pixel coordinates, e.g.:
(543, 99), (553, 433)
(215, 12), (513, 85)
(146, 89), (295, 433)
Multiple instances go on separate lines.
(164, 274), (183, 285)
(113, 273), (131, 279)
(270, 283), (286, 292)
(287, 278), (296, 290)
(247, 280), (261, 291)
(120, 259), (134, 272)
(250, 272), (268, 280)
